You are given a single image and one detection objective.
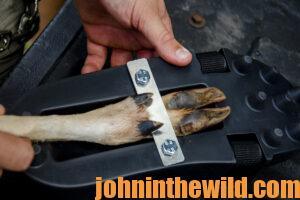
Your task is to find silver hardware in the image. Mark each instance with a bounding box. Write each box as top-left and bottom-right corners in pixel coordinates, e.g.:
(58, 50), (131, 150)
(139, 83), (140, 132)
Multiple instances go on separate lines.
(33, 144), (42, 155)
(243, 55), (253, 64)
(127, 58), (185, 166)
(135, 69), (150, 86)
(161, 139), (178, 156)
(258, 91), (267, 101)
(274, 128), (283, 137)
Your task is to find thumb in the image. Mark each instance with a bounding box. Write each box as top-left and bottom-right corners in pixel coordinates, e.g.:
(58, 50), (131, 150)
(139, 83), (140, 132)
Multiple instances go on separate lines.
(0, 104), (34, 172)
(141, 15), (192, 66)
(0, 133), (34, 171)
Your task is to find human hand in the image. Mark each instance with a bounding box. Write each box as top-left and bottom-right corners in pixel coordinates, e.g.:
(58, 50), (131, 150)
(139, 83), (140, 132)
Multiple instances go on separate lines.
(0, 105), (34, 176)
(75, 0), (193, 74)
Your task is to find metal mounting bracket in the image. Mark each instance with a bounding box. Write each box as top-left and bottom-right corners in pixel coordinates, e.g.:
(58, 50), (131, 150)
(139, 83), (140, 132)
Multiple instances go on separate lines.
(127, 58), (185, 166)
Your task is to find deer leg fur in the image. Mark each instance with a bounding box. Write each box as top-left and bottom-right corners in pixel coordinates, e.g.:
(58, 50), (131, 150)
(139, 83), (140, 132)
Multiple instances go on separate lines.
(0, 87), (230, 145)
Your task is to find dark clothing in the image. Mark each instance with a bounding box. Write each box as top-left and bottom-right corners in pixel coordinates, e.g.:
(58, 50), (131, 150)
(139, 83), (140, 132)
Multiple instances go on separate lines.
(0, 0), (25, 84)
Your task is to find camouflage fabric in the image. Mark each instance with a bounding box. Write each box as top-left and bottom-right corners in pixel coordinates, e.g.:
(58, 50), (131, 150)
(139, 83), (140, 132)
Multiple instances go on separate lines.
(0, 0), (25, 85)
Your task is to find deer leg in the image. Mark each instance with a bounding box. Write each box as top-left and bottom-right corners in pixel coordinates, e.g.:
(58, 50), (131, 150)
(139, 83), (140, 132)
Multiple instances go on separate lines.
(162, 87), (230, 136)
(0, 94), (161, 145)
(168, 107), (230, 136)
(163, 87), (226, 110)
(0, 88), (230, 145)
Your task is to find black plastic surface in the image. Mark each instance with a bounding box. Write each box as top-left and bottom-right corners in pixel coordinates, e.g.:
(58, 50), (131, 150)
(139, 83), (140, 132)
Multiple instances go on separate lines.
(197, 51), (228, 73)
(8, 49), (300, 188)
(1, 0), (300, 198)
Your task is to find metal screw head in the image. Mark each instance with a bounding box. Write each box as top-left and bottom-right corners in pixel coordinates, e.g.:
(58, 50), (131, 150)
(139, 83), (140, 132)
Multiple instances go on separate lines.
(33, 144), (42, 155)
(189, 13), (206, 28)
(135, 69), (150, 86)
(243, 55), (253, 64)
(258, 91), (267, 101)
(274, 128), (283, 137)
(161, 139), (178, 156)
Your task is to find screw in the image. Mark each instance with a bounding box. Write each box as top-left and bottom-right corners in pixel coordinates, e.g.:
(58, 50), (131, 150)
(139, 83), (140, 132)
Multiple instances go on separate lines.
(33, 144), (42, 155)
(31, 144), (47, 167)
(135, 69), (150, 86)
(189, 13), (206, 28)
(274, 128), (283, 137)
(257, 91), (267, 101)
(243, 55), (253, 64)
(263, 128), (284, 147)
(161, 139), (178, 156)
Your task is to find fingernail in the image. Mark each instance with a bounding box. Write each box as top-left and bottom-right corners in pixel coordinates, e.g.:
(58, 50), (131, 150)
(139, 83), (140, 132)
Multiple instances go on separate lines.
(175, 47), (191, 60)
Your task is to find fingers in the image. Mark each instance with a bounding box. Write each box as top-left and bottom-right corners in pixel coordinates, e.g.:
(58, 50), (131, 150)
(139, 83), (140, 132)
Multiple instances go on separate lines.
(80, 0), (192, 68)
(136, 50), (155, 59)
(0, 104), (34, 172)
(0, 104), (5, 115)
(0, 132), (34, 171)
(85, 24), (144, 50)
(163, 87), (226, 110)
(111, 49), (133, 67)
(140, 14), (192, 66)
(81, 40), (107, 74)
